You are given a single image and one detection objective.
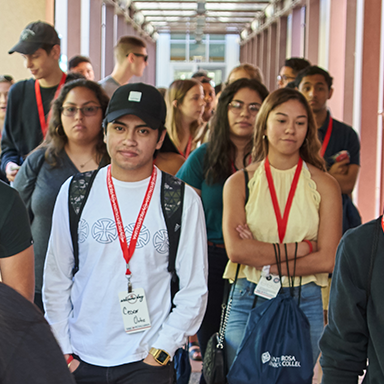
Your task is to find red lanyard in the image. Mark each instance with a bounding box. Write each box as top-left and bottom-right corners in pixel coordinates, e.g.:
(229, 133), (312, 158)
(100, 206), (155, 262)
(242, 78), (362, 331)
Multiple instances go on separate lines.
(179, 135), (192, 159)
(382, 215), (384, 233)
(35, 72), (66, 138)
(107, 165), (157, 279)
(320, 116), (333, 158)
(265, 157), (303, 243)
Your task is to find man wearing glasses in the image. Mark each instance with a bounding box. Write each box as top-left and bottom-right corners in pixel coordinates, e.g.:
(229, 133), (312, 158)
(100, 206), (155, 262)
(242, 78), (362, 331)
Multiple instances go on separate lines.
(99, 36), (148, 98)
(276, 57), (311, 89)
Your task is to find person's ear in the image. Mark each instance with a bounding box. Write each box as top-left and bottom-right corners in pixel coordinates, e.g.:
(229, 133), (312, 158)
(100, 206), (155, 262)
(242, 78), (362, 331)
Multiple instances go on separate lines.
(51, 45), (61, 61)
(156, 129), (167, 150)
(126, 52), (135, 64)
(328, 87), (334, 100)
(172, 100), (178, 108)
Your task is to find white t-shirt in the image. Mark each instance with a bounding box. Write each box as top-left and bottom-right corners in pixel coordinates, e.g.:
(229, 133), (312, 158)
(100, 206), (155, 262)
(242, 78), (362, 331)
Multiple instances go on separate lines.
(43, 166), (208, 366)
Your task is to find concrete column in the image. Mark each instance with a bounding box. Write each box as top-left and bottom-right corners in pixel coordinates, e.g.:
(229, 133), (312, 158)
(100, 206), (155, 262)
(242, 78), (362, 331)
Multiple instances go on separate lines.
(266, 23), (277, 91)
(291, 7), (302, 56)
(89, 0), (103, 81)
(305, 0), (320, 65)
(67, 0), (81, 62)
(328, 0), (356, 125)
(276, 16), (288, 84)
(257, 34), (262, 69)
(103, 3), (115, 78)
(355, 0), (382, 222)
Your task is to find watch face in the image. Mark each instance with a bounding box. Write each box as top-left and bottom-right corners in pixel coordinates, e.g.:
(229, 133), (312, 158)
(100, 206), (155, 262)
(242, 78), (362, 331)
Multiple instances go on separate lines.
(157, 350), (169, 363)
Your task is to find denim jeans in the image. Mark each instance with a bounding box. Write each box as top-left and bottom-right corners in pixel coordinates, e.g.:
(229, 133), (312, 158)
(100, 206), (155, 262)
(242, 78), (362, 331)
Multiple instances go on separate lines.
(224, 279), (324, 370)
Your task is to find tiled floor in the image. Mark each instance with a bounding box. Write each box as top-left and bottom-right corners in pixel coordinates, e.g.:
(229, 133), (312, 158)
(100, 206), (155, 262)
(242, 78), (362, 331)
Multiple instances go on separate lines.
(189, 360), (202, 384)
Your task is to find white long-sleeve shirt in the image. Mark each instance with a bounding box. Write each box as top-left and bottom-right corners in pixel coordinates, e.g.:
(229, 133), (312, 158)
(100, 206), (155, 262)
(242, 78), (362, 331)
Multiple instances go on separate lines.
(43, 166), (208, 367)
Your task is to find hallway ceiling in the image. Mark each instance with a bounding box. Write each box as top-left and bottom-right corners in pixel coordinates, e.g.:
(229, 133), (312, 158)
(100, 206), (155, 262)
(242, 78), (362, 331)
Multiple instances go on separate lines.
(128, 0), (272, 35)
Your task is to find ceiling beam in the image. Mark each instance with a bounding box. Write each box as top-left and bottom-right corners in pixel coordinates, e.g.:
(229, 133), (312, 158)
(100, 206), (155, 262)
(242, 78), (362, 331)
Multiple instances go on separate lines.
(132, 0), (268, 4)
(140, 9), (262, 13)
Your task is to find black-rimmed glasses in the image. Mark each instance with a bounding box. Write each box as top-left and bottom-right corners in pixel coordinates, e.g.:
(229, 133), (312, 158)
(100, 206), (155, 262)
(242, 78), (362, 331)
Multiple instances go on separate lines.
(61, 106), (102, 117)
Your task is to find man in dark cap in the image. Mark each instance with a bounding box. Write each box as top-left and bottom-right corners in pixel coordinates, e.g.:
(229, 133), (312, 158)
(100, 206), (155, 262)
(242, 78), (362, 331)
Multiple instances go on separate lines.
(43, 83), (208, 383)
(1, 21), (66, 181)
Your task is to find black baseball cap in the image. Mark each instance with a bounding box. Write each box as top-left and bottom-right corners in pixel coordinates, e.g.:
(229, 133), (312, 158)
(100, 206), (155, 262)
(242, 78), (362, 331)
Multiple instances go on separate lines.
(104, 83), (167, 130)
(9, 21), (60, 55)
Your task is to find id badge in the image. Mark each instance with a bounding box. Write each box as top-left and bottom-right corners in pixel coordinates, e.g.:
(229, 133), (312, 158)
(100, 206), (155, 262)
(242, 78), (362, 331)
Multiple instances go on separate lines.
(118, 288), (151, 334)
(254, 274), (281, 300)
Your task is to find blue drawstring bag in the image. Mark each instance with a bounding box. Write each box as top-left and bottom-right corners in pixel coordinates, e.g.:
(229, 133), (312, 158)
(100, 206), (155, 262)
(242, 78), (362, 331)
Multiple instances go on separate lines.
(227, 292), (313, 384)
(227, 243), (313, 384)
(174, 346), (191, 384)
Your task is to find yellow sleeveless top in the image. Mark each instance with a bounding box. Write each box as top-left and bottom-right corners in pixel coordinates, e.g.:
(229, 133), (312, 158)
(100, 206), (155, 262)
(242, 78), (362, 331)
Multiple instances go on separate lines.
(223, 160), (328, 288)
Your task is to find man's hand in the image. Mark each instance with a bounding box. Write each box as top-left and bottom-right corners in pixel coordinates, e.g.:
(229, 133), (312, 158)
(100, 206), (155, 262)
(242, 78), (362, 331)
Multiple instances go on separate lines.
(5, 161), (20, 182)
(328, 158), (349, 176)
(143, 353), (162, 366)
(64, 354), (80, 373)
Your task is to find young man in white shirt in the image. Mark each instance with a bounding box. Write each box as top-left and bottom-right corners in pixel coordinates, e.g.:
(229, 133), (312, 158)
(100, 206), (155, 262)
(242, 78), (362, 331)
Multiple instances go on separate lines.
(43, 83), (208, 384)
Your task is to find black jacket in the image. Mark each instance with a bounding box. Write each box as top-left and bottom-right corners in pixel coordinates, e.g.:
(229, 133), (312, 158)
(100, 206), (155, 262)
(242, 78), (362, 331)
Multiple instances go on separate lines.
(320, 217), (384, 383)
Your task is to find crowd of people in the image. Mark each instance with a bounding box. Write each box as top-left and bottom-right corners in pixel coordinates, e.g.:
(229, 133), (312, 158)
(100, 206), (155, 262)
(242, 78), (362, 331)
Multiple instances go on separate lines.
(0, 18), (377, 384)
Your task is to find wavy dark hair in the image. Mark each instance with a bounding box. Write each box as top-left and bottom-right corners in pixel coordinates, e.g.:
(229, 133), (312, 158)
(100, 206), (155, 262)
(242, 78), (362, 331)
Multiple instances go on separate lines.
(252, 88), (325, 170)
(44, 79), (109, 167)
(205, 78), (269, 184)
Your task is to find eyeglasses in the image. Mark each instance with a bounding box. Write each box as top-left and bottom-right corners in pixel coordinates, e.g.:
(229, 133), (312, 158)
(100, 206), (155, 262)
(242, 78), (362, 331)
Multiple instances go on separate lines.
(0, 75), (13, 83)
(127, 53), (148, 62)
(61, 105), (102, 117)
(277, 74), (295, 83)
(228, 100), (260, 116)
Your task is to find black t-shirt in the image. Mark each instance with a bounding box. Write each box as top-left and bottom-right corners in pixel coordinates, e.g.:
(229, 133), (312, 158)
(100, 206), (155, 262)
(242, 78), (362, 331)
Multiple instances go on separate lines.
(318, 111), (360, 169)
(0, 180), (33, 258)
(0, 78), (58, 172)
(0, 283), (76, 384)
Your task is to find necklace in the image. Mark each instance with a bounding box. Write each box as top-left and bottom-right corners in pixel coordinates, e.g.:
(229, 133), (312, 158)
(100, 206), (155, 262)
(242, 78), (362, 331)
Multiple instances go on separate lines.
(79, 156), (95, 168)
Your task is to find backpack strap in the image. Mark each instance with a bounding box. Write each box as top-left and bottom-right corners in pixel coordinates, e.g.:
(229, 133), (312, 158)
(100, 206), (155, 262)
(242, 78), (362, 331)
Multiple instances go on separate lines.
(68, 169), (99, 276)
(160, 171), (185, 304)
(366, 216), (382, 300)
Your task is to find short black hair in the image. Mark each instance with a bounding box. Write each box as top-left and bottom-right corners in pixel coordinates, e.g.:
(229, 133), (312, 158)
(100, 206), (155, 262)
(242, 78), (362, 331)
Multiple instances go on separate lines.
(40, 43), (56, 55)
(284, 58), (311, 75)
(295, 65), (333, 90)
(68, 55), (92, 70)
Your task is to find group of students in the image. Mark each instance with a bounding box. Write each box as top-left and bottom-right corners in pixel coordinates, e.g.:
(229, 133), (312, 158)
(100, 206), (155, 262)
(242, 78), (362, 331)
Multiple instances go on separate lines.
(0, 18), (375, 384)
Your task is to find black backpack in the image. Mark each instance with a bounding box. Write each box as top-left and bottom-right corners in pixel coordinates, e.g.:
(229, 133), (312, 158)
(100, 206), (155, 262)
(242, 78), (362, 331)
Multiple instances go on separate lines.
(68, 169), (185, 298)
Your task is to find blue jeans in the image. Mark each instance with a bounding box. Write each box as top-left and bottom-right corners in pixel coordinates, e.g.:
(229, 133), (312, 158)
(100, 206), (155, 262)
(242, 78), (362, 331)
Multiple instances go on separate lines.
(224, 279), (324, 370)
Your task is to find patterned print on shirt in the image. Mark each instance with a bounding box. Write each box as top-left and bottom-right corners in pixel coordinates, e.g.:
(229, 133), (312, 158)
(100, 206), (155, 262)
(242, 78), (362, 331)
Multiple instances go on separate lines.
(92, 218), (118, 244)
(78, 219), (89, 243)
(125, 223), (150, 248)
(153, 229), (169, 254)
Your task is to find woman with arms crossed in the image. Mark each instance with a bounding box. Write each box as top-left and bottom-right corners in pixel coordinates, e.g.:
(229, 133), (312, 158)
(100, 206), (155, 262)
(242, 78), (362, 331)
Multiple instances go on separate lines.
(177, 78), (269, 381)
(223, 88), (342, 374)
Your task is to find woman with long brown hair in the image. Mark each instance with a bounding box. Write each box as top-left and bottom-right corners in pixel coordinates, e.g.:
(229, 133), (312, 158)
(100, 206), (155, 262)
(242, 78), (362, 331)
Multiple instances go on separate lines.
(166, 79), (205, 159)
(14, 79), (109, 311)
(177, 78), (269, 381)
(223, 88), (342, 376)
